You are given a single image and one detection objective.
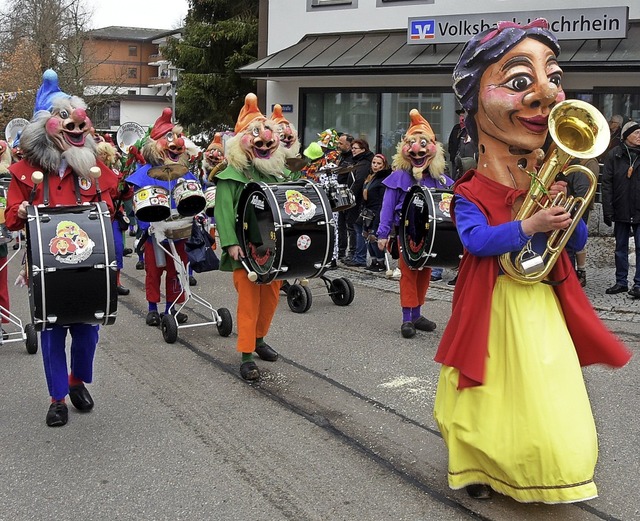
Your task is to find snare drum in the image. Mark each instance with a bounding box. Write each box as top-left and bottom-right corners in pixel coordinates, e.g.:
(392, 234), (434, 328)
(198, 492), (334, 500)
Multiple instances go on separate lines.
(172, 178), (206, 217)
(236, 180), (335, 283)
(399, 187), (462, 269)
(25, 202), (118, 331)
(326, 183), (355, 212)
(133, 185), (171, 222)
(162, 214), (194, 240)
(203, 185), (216, 217)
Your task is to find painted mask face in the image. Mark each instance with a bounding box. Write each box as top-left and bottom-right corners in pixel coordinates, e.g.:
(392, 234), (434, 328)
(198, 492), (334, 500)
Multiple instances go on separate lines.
(156, 131), (186, 164)
(205, 146), (224, 165)
(475, 38), (565, 153)
(45, 105), (93, 152)
(401, 131), (438, 171)
(0, 140), (7, 157)
(277, 122), (297, 150)
(239, 120), (280, 161)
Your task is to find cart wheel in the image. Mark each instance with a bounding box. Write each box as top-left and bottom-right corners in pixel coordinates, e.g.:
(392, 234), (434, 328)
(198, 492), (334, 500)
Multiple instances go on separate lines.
(25, 324), (38, 354)
(161, 314), (178, 344)
(216, 308), (233, 337)
(287, 283), (309, 313)
(303, 285), (313, 312)
(330, 277), (355, 306)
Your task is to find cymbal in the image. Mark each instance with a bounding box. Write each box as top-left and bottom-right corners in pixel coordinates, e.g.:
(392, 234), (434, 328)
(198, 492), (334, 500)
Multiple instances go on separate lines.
(285, 157), (309, 172)
(148, 164), (189, 181)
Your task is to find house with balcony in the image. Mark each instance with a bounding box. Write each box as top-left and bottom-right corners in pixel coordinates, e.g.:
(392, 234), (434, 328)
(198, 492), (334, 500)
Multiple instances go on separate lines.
(83, 26), (182, 133)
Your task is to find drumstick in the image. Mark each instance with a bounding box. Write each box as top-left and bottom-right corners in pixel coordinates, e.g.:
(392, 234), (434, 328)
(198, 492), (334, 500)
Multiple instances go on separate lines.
(238, 256), (258, 282)
(384, 251), (394, 278)
(89, 166), (102, 200)
(28, 171), (44, 204)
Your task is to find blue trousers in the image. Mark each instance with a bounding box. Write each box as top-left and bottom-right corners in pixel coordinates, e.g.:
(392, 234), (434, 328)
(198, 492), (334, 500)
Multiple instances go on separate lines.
(41, 324), (99, 401)
(613, 222), (640, 288)
(112, 220), (124, 270)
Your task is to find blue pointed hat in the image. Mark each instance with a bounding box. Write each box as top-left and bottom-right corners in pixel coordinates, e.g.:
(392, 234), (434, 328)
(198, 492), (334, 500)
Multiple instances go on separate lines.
(33, 69), (70, 114)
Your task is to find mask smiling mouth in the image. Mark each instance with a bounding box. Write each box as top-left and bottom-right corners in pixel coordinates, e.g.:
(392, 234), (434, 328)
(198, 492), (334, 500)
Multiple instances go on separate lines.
(63, 131), (86, 147)
(166, 149), (182, 162)
(254, 147), (272, 159)
(410, 154), (427, 168)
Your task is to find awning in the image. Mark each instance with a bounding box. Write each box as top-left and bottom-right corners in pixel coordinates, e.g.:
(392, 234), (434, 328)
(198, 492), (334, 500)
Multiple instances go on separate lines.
(239, 23), (640, 78)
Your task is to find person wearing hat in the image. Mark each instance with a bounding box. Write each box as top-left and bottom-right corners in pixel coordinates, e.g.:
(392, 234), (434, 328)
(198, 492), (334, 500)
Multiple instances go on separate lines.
(214, 93), (299, 381)
(5, 69), (120, 427)
(601, 120), (640, 297)
(203, 132), (227, 184)
(375, 108), (452, 338)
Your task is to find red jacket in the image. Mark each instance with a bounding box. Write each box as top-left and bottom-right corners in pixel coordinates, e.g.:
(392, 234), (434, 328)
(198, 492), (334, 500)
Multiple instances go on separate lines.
(434, 170), (632, 389)
(6, 159), (118, 231)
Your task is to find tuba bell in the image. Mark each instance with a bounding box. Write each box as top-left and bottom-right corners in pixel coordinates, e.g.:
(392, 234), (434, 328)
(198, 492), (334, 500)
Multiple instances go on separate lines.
(498, 99), (609, 284)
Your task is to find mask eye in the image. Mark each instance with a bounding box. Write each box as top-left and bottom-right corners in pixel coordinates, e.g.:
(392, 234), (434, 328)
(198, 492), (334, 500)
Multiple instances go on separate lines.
(549, 72), (562, 87)
(252, 128), (260, 137)
(420, 139), (427, 147)
(505, 75), (533, 92)
(165, 132), (175, 142)
(59, 109), (69, 119)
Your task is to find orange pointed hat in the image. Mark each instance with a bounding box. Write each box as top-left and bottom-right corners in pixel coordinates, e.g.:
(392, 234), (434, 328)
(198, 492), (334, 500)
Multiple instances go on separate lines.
(207, 132), (224, 152)
(235, 93), (266, 134)
(406, 108), (436, 141)
(270, 104), (290, 126)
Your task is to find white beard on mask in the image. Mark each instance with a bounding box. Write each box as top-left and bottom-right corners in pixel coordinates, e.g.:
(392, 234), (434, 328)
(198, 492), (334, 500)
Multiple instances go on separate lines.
(62, 139), (98, 179)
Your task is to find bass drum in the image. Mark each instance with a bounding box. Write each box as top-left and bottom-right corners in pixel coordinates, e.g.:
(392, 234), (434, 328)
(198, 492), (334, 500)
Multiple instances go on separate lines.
(236, 180), (335, 284)
(399, 186), (462, 269)
(26, 203), (118, 331)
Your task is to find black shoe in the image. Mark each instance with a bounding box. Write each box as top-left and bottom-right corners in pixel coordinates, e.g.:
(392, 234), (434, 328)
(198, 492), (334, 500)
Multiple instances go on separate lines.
(413, 316), (436, 332)
(628, 286), (640, 298)
(123, 247), (133, 257)
(466, 484), (492, 499)
(117, 285), (130, 296)
(255, 343), (279, 361)
(1, 327), (7, 341)
(46, 401), (68, 427)
(189, 275), (197, 286)
(606, 283), (628, 294)
(329, 259), (338, 270)
(240, 361), (260, 381)
(129, 229), (137, 237)
(135, 261), (145, 270)
(576, 269), (587, 288)
(170, 310), (188, 324)
(146, 311), (160, 326)
(447, 275), (458, 286)
(401, 321), (416, 338)
(68, 384), (94, 412)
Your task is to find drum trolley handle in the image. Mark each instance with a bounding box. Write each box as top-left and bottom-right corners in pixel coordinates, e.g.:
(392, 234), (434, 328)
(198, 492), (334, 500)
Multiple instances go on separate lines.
(274, 222), (291, 229)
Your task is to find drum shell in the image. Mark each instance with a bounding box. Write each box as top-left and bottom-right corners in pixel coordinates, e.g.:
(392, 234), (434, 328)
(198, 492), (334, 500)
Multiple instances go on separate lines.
(25, 203), (118, 331)
(172, 179), (206, 217)
(399, 187), (462, 269)
(162, 214), (194, 240)
(203, 186), (216, 217)
(236, 181), (335, 283)
(133, 185), (171, 222)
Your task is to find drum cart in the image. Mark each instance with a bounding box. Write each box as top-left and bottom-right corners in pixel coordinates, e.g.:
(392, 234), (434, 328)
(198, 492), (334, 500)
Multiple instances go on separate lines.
(281, 274), (355, 314)
(0, 236), (38, 354)
(152, 223), (232, 344)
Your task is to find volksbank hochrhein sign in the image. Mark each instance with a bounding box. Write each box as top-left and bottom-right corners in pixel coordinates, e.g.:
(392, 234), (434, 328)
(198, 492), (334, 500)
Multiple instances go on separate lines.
(407, 7), (628, 45)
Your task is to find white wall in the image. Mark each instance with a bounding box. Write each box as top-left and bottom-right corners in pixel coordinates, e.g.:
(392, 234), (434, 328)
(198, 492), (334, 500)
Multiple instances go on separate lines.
(118, 101), (170, 130)
(268, 0), (639, 53)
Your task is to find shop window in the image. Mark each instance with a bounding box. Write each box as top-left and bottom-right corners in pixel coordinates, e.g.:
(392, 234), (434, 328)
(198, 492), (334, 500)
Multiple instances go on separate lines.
(308, 0), (355, 11)
(129, 45), (137, 56)
(127, 68), (137, 79)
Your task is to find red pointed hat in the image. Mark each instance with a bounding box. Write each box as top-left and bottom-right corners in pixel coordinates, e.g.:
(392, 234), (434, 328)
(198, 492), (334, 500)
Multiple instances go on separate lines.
(235, 93), (265, 134)
(270, 104), (290, 126)
(406, 109), (436, 141)
(150, 108), (174, 140)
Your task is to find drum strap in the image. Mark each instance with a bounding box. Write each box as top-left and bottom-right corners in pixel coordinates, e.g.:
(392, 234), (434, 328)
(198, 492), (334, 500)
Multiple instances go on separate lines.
(42, 172), (83, 206)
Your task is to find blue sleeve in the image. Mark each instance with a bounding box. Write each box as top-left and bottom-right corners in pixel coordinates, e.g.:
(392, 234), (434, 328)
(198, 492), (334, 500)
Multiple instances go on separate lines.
(455, 195), (532, 257)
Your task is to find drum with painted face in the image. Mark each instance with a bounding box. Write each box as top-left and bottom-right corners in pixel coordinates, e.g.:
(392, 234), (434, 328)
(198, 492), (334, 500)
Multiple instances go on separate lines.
(399, 187), (463, 269)
(203, 185), (217, 217)
(236, 180), (335, 283)
(25, 202), (118, 331)
(133, 185), (171, 222)
(172, 178), (206, 217)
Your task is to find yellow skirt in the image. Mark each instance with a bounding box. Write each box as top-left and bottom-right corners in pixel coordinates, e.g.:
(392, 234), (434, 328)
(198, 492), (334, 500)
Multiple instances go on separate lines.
(434, 276), (598, 503)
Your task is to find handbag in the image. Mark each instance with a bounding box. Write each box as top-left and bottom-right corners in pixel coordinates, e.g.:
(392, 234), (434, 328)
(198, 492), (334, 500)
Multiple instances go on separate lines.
(185, 220), (219, 273)
(357, 208), (376, 228)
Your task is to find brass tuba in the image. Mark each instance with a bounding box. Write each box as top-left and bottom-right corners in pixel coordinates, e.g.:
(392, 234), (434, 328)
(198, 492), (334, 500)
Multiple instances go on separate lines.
(498, 99), (609, 284)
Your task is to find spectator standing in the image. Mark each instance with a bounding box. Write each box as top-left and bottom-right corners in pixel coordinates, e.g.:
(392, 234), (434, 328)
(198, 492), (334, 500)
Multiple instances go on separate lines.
(336, 133), (355, 260)
(599, 114), (624, 162)
(447, 109), (478, 180)
(601, 120), (640, 297)
(343, 139), (374, 267)
(360, 153), (391, 271)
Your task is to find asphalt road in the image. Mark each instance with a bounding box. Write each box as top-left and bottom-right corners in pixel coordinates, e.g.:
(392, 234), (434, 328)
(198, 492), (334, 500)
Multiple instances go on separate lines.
(0, 245), (638, 521)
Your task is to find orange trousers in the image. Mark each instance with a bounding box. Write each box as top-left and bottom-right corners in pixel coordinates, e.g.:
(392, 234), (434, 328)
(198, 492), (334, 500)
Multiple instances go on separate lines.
(232, 269), (282, 353)
(398, 247), (432, 308)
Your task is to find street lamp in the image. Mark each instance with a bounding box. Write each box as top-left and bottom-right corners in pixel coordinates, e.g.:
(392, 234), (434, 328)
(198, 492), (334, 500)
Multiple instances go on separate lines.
(168, 66), (182, 123)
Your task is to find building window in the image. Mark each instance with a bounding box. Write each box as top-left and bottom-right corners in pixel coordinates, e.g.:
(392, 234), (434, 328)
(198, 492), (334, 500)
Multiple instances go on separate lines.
(89, 102), (121, 130)
(377, 0), (434, 5)
(308, 0), (355, 11)
(129, 45), (137, 56)
(128, 68), (137, 79)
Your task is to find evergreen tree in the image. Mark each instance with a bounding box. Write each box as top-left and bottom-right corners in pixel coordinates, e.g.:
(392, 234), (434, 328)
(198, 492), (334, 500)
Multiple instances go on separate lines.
(163, 0), (259, 134)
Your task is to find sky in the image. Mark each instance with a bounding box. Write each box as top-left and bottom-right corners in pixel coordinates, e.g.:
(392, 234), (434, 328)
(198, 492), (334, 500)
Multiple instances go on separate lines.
(87, 0), (189, 30)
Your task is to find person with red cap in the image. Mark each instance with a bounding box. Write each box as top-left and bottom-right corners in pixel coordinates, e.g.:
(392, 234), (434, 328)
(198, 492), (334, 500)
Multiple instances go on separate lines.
(375, 108), (453, 339)
(214, 93), (299, 381)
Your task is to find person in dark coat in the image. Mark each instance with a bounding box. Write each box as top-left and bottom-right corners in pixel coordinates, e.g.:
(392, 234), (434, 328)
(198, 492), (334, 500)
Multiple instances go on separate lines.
(360, 154), (391, 271)
(601, 120), (640, 297)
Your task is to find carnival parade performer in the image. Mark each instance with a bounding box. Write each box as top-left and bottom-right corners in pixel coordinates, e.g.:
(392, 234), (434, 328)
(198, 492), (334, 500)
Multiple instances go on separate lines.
(5, 69), (119, 427)
(433, 20), (632, 502)
(376, 108), (452, 339)
(214, 93), (298, 381)
(126, 108), (196, 326)
(203, 132), (227, 185)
